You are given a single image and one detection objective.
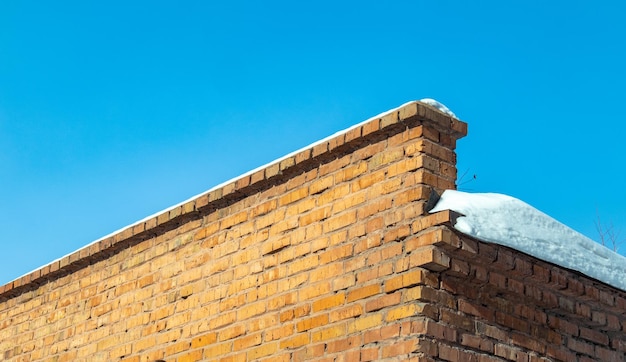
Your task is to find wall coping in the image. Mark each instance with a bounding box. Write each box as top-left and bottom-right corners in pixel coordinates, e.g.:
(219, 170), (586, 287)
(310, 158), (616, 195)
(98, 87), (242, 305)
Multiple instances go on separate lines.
(0, 100), (467, 301)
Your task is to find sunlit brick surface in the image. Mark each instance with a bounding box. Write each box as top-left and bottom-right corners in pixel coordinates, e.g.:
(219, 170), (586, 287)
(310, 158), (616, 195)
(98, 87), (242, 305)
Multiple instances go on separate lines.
(1, 102), (623, 362)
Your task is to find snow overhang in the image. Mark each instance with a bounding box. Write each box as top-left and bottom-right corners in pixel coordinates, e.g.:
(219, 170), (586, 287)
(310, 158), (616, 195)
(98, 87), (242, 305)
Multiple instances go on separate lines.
(430, 190), (626, 291)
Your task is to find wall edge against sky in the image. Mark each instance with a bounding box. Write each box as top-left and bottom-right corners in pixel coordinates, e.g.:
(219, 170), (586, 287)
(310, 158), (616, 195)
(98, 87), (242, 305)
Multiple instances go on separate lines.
(0, 100), (467, 300)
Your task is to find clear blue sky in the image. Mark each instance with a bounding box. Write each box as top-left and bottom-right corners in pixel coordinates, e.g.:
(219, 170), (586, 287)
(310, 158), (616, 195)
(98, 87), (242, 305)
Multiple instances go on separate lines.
(1, 1), (625, 284)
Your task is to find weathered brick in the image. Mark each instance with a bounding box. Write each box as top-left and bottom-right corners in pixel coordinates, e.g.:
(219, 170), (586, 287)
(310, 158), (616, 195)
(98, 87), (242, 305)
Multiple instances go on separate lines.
(329, 304), (363, 322)
(381, 339), (418, 358)
(346, 284), (381, 303)
(191, 332), (217, 348)
(365, 293), (401, 312)
(386, 304), (424, 321)
(296, 314), (329, 332)
(312, 323), (347, 342)
(312, 293), (345, 312)
(248, 343), (280, 360)
(323, 210), (357, 233)
(384, 269), (425, 293)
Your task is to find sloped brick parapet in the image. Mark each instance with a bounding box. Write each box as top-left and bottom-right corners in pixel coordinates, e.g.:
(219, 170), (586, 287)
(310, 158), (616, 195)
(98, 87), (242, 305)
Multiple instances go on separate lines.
(1, 100), (471, 362)
(0, 101), (467, 301)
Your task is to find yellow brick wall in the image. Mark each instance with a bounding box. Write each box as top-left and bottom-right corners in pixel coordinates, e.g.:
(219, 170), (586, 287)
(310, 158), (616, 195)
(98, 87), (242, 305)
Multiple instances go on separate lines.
(4, 102), (621, 362)
(1, 102), (468, 362)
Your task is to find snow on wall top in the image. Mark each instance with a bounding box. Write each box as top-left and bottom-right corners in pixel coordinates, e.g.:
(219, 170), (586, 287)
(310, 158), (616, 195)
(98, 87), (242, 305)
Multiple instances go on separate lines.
(430, 190), (626, 291)
(419, 98), (457, 118)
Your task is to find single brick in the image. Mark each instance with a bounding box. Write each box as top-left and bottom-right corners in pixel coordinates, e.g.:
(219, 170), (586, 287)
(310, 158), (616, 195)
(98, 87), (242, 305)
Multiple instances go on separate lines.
(312, 293), (345, 312)
(346, 284), (381, 303)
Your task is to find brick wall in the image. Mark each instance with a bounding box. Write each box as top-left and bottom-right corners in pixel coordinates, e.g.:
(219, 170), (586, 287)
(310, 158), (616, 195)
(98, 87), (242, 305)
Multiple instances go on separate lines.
(0, 101), (624, 362)
(409, 210), (626, 361)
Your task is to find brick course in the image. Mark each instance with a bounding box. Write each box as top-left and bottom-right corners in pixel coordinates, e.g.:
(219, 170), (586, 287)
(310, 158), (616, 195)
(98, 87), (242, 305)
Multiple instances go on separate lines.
(1, 101), (624, 361)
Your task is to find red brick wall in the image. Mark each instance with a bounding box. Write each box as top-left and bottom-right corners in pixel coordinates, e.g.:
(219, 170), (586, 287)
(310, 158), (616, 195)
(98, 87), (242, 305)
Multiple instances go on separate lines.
(0, 102), (623, 362)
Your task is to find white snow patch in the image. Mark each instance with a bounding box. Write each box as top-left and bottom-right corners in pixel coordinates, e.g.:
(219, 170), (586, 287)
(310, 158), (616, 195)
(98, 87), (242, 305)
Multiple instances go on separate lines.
(430, 190), (626, 291)
(419, 98), (457, 118)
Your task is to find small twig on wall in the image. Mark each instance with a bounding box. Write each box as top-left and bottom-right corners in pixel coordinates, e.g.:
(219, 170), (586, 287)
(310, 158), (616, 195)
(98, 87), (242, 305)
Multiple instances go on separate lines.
(456, 168), (477, 191)
(595, 209), (624, 253)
